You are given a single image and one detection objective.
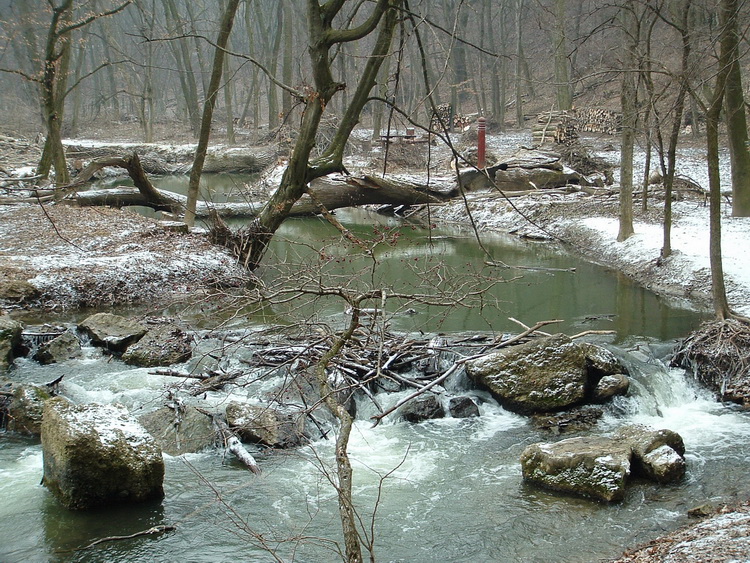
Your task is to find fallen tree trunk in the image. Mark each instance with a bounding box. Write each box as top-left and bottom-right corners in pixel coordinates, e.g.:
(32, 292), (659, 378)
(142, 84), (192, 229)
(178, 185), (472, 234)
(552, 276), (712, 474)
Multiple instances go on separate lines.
(68, 153), (182, 214)
(71, 173), (454, 218)
(65, 142), (277, 175)
(459, 149), (599, 192)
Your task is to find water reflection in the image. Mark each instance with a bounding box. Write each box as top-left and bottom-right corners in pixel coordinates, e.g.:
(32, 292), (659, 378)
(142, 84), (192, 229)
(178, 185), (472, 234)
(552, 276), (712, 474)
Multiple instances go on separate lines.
(257, 209), (707, 340)
(43, 498), (166, 562)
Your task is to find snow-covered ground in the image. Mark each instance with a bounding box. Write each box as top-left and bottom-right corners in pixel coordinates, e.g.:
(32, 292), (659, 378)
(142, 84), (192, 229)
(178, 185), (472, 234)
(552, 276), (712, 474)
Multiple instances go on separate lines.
(582, 204), (750, 316)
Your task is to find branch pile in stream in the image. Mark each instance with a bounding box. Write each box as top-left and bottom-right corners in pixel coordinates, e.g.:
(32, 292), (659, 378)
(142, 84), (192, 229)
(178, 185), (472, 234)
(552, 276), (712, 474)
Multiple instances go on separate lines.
(672, 318), (750, 405)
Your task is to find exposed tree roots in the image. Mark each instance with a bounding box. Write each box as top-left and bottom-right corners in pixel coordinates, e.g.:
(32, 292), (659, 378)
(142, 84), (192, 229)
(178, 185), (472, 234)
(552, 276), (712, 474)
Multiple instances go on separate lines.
(672, 318), (750, 405)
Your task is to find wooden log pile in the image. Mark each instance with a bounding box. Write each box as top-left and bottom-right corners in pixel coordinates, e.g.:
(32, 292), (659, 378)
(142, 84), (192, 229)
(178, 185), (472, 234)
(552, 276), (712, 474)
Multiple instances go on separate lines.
(533, 111), (578, 146)
(534, 108), (623, 146)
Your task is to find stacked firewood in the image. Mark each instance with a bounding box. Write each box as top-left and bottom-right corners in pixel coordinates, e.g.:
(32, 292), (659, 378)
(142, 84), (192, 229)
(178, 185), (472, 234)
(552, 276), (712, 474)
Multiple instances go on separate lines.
(534, 108), (623, 146)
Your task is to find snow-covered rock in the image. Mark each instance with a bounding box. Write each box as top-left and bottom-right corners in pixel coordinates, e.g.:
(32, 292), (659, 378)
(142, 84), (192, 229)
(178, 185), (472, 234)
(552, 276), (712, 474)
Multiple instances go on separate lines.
(41, 398), (164, 509)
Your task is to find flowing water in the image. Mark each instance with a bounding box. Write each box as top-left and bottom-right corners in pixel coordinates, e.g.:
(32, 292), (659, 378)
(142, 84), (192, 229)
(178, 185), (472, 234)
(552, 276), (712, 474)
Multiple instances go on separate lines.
(3, 191), (749, 563)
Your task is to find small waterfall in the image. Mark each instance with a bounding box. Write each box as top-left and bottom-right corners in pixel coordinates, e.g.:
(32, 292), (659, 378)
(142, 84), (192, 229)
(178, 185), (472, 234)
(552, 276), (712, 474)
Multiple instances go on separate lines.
(20, 325), (66, 354)
(603, 342), (750, 450)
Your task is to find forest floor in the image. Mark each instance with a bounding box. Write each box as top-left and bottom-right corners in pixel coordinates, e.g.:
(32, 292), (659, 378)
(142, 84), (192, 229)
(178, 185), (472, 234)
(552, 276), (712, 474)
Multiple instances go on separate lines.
(2, 127), (750, 559)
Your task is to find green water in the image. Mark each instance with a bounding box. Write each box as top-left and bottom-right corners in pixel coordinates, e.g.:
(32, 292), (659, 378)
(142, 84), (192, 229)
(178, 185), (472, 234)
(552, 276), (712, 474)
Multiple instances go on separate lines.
(255, 208), (705, 341)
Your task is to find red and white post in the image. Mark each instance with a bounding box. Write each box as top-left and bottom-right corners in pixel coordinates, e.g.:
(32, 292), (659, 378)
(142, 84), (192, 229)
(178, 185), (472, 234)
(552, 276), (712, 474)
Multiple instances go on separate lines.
(477, 116), (486, 169)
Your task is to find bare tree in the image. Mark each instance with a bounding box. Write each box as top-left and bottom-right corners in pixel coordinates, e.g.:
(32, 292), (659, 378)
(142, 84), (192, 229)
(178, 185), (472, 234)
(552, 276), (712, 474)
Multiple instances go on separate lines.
(240, 0), (402, 270)
(721, 0), (750, 217)
(184, 0), (241, 227)
(703, 0), (735, 320)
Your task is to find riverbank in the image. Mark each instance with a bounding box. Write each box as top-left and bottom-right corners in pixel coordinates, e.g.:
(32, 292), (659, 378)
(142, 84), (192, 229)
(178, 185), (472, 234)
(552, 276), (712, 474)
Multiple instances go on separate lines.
(0, 204), (251, 310)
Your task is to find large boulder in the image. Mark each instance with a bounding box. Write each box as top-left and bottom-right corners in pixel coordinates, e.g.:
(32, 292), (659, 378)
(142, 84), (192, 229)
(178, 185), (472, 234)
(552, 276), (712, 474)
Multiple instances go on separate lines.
(226, 402), (307, 448)
(139, 405), (216, 455)
(521, 436), (633, 502)
(520, 425), (686, 502)
(32, 331), (82, 365)
(0, 316), (23, 370)
(121, 321), (193, 367)
(399, 394), (445, 423)
(521, 437), (631, 502)
(465, 334), (628, 414)
(41, 398), (164, 509)
(77, 313), (147, 353)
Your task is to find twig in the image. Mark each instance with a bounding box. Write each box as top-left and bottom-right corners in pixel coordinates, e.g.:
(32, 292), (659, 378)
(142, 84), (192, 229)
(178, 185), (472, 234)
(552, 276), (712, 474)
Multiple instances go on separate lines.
(69, 525), (176, 551)
(570, 329), (617, 339)
(34, 199), (85, 252)
(499, 318), (562, 345)
(149, 369), (207, 379)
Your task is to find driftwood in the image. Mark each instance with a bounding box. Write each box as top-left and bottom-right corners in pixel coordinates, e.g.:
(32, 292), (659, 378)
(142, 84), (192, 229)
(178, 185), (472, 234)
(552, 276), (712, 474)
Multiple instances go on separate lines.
(68, 153), (182, 214)
(213, 416), (262, 474)
(459, 149), (598, 192)
(63, 146), (609, 221)
(68, 525), (177, 552)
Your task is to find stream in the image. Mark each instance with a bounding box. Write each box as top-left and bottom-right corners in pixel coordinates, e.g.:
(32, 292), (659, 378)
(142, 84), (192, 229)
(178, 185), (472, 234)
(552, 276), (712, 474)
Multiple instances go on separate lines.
(2, 190), (750, 562)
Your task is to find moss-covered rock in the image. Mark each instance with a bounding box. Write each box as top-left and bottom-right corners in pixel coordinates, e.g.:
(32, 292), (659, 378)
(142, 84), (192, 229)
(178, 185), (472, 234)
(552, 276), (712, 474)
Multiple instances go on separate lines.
(121, 321), (193, 367)
(448, 396), (480, 418)
(0, 316), (23, 371)
(139, 405), (216, 455)
(520, 425), (686, 503)
(466, 334), (628, 414)
(6, 382), (52, 435)
(32, 331), (82, 365)
(399, 394), (445, 422)
(41, 398), (164, 510)
(614, 424), (686, 483)
(521, 436), (632, 502)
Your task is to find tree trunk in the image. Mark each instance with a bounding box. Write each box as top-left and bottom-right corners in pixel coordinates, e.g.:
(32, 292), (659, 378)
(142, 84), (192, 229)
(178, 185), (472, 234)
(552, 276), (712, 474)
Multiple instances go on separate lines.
(705, 0), (734, 319)
(162, 0), (201, 136)
(224, 51), (235, 144)
(514, 0), (524, 127)
(281, 2), (294, 122)
(242, 0), (400, 271)
(553, 0), (572, 111)
(38, 0), (74, 186)
(722, 0), (750, 217)
(184, 0), (241, 227)
(314, 301), (363, 563)
(661, 0), (692, 259)
(617, 5), (637, 242)
(72, 168), (450, 218)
